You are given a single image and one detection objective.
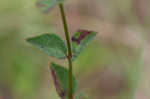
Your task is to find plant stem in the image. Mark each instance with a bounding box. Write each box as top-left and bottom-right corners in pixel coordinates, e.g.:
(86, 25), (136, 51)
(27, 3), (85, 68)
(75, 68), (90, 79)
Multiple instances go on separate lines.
(58, 3), (73, 99)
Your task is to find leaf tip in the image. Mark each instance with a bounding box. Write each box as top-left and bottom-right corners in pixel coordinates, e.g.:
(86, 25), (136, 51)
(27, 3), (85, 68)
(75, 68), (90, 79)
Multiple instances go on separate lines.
(25, 37), (32, 43)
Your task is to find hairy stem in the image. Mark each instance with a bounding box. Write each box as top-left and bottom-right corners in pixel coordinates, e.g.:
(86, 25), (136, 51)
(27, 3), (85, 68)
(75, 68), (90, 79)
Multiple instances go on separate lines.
(58, 3), (73, 99)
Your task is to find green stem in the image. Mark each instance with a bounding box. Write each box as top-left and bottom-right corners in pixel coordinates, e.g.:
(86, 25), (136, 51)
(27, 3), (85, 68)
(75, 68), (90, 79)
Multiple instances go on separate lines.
(58, 3), (73, 99)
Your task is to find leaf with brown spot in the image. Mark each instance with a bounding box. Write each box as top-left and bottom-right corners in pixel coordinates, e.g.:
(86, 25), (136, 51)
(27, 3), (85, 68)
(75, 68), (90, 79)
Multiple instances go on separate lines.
(72, 29), (97, 60)
(50, 62), (77, 99)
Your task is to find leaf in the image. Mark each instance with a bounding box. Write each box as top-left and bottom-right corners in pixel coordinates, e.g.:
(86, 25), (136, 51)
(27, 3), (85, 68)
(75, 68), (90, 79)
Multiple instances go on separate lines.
(26, 34), (67, 59)
(72, 29), (96, 60)
(50, 62), (77, 99)
(36, 0), (64, 13)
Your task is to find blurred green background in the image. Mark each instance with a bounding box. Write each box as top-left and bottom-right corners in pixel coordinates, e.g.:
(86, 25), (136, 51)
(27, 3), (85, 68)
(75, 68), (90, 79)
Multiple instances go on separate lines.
(0, 0), (150, 99)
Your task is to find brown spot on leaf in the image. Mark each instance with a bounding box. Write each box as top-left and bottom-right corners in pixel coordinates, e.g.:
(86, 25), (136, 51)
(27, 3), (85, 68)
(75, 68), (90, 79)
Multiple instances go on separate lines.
(72, 29), (94, 44)
(50, 67), (65, 99)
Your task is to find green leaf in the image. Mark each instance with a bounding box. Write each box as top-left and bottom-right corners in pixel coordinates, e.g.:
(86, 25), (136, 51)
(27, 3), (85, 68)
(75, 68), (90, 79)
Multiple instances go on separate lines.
(36, 0), (64, 13)
(72, 29), (96, 60)
(26, 34), (67, 59)
(50, 62), (77, 99)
